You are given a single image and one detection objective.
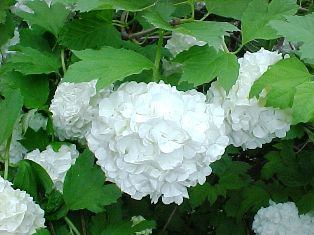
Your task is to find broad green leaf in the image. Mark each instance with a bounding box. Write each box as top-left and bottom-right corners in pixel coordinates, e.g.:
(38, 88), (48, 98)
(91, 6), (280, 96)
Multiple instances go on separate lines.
(143, 13), (238, 51)
(15, 1), (70, 36)
(63, 47), (154, 90)
(2, 72), (49, 108)
(292, 82), (314, 124)
(34, 229), (51, 235)
(101, 221), (133, 235)
(176, 21), (239, 50)
(28, 160), (54, 194)
(13, 160), (38, 201)
(0, 89), (23, 145)
(205, 0), (251, 20)
(239, 186), (269, 217)
(132, 220), (156, 234)
(241, 0), (298, 45)
(250, 58), (313, 109)
(189, 183), (210, 208)
(63, 150), (121, 213)
(19, 27), (52, 52)
(4, 46), (61, 75)
(20, 128), (50, 151)
(270, 13), (314, 62)
(76, 0), (157, 12)
(297, 192), (314, 214)
(0, 14), (14, 46)
(59, 15), (121, 50)
(174, 46), (239, 90)
(261, 151), (282, 180)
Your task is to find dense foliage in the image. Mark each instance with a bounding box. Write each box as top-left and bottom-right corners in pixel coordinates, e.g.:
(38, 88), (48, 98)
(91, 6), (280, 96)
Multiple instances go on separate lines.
(1, 0), (314, 234)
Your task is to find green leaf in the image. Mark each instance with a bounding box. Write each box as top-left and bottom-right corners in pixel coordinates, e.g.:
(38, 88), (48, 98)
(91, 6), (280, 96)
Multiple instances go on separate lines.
(205, 0), (252, 20)
(189, 183), (210, 208)
(0, 89), (23, 145)
(2, 72), (49, 108)
(75, 0), (157, 12)
(63, 47), (154, 90)
(4, 46), (61, 75)
(143, 13), (238, 51)
(101, 221), (133, 235)
(0, 14), (14, 46)
(241, 0), (298, 45)
(63, 150), (122, 213)
(131, 220), (156, 234)
(15, 1), (70, 36)
(20, 128), (50, 151)
(292, 82), (314, 124)
(174, 46), (239, 90)
(250, 58), (313, 109)
(175, 21), (239, 50)
(28, 160), (54, 194)
(34, 228), (51, 235)
(45, 189), (69, 220)
(297, 192), (314, 214)
(13, 160), (38, 201)
(239, 186), (269, 216)
(270, 13), (314, 62)
(261, 151), (282, 180)
(59, 12), (121, 50)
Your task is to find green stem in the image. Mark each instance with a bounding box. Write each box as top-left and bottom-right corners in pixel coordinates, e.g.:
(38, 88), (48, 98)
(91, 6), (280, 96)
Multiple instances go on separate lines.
(4, 135), (12, 180)
(232, 44), (244, 55)
(222, 39), (229, 53)
(152, 30), (164, 82)
(200, 12), (210, 21)
(189, 0), (195, 19)
(61, 49), (66, 75)
(65, 217), (81, 235)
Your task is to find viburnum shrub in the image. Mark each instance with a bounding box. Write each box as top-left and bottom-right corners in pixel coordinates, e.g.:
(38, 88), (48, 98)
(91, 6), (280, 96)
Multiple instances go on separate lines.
(0, 0), (314, 234)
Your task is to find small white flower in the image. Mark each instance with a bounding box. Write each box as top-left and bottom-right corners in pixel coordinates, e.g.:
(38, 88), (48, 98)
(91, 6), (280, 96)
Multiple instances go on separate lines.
(252, 201), (314, 235)
(0, 176), (45, 234)
(131, 215), (153, 235)
(165, 32), (207, 57)
(49, 80), (111, 142)
(207, 48), (292, 149)
(25, 144), (79, 191)
(87, 81), (228, 205)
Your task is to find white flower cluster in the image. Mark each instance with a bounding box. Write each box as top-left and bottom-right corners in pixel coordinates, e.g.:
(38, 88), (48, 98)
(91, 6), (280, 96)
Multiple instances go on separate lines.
(165, 32), (206, 57)
(25, 144), (79, 192)
(0, 176), (45, 234)
(49, 80), (111, 142)
(87, 81), (228, 204)
(253, 201), (314, 235)
(131, 215), (153, 235)
(207, 48), (292, 149)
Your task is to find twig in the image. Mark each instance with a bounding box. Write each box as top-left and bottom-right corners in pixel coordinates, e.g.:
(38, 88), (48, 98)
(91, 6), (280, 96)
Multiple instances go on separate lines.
(162, 205), (178, 232)
(4, 135), (12, 180)
(152, 30), (164, 82)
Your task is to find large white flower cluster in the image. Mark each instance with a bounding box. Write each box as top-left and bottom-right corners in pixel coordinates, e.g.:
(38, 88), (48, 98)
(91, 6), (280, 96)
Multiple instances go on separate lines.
(207, 48), (292, 149)
(49, 80), (111, 142)
(87, 81), (228, 204)
(0, 176), (45, 234)
(165, 32), (206, 57)
(25, 144), (79, 191)
(252, 201), (314, 235)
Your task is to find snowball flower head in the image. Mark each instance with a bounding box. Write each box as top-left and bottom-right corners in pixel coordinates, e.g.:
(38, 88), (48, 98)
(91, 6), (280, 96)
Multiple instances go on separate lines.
(252, 201), (314, 235)
(207, 48), (291, 149)
(50, 80), (111, 142)
(87, 81), (228, 204)
(0, 176), (45, 234)
(165, 32), (206, 57)
(25, 144), (79, 191)
(131, 215), (153, 235)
